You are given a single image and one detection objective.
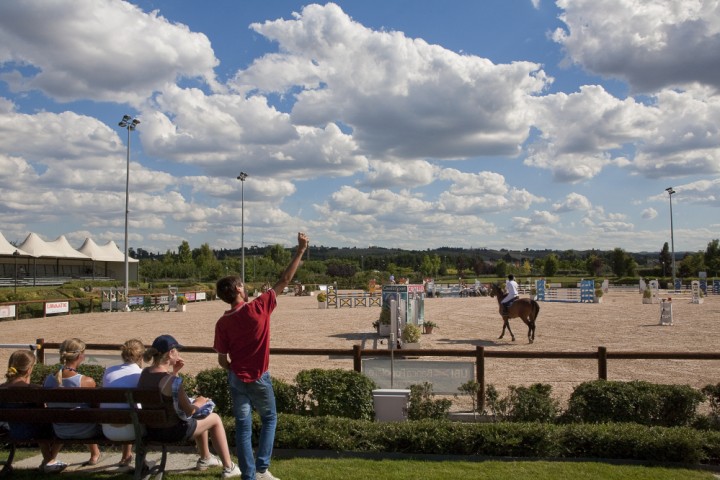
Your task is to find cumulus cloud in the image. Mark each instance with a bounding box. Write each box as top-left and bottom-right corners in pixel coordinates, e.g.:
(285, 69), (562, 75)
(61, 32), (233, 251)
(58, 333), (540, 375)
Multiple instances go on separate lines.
(553, 193), (592, 213)
(0, 0), (219, 104)
(641, 208), (658, 219)
(526, 85), (658, 181)
(236, 3), (551, 160)
(552, 0), (720, 92)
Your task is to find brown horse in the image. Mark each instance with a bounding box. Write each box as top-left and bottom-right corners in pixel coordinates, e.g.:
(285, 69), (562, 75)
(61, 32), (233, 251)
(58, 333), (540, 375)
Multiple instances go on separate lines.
(488, 283), (540, 343)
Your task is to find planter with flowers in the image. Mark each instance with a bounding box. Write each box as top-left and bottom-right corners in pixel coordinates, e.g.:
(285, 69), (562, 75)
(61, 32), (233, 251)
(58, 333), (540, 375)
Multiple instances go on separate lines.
(176, 295), (188, 312)
(316, 291), (327, 309)
(422, 321), (438, 334)
(373, 308), (392, 336)
(400, 323), (421, 349)
(594, 288), (603, 304)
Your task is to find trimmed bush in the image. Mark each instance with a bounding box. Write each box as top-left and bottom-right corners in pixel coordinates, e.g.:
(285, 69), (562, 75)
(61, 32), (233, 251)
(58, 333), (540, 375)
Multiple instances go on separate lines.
(30, 363), (105, 386)
(507, 383), (559, 423)
(407, 382), (452, 420)
(295, 368), (376, 420)
(194, 368), (232, 416)
(564, 380), (703, 427)
(273, 377), (303, 415)
(273, 415), (710, 464)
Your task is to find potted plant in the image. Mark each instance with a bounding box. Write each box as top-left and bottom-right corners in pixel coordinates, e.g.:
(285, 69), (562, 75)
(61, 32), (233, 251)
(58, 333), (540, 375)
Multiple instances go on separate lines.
(375, 308), (392, 336)
(422, 321), (438, 334)
(316, 291), (327, 309)
(594, 288), (603, 304)
(401, 323), (421, 349)
(176, 295), (188, 312)
(642, 287), (655, 304)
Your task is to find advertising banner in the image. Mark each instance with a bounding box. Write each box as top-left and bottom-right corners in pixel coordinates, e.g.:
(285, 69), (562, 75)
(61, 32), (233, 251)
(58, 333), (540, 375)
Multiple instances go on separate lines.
(0, 305), (16, 318)
(45, 301), (69, 315)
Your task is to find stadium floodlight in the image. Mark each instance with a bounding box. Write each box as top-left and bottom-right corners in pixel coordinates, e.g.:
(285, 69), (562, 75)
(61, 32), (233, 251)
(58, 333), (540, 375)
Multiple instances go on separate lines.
(665, 187), (676, 288)
(118, 115), (140, 311)
(237, 172), (249, 283)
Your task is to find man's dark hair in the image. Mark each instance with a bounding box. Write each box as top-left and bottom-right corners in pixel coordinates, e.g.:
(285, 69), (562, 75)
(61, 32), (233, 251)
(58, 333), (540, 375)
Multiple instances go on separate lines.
(216, 275), (242, 304)
(507, 274), (514, 281)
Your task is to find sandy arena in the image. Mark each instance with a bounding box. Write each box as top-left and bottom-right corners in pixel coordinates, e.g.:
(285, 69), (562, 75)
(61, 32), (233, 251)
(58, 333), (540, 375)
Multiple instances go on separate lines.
(1, 290), (719, 409)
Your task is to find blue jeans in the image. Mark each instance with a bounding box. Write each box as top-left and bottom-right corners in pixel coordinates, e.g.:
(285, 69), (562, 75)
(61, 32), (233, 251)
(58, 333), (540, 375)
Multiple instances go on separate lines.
(228, 371), (277, 480)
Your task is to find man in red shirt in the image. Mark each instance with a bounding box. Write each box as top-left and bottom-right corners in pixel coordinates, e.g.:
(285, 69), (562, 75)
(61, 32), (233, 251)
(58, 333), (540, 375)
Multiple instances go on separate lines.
(214, 232), (308, 480)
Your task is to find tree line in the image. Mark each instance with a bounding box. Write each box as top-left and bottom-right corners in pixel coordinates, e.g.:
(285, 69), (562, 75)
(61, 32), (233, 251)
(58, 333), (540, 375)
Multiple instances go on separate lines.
(134, 239), (720, 286)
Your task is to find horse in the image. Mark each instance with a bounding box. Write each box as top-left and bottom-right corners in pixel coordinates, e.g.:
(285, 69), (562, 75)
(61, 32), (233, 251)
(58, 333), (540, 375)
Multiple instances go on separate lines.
(487, 283), (540, 343)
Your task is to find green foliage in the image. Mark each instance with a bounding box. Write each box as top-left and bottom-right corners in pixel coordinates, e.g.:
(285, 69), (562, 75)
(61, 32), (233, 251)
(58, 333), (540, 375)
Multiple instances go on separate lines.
(543, 254), (559, 277)
(295, 369), (376, 420)
(407, 382), (452, 420)
(400, 323), (421, 343)
(273, 376), (303, 415)
(484, 384), (512, 418)
(178, 373), (197, 399)
(194, 368), (232, 417)
(456, 380), (480, 414)
(564, 380), (703, 427)
(29, 363), (104, 386)
(377, 306), (391, 325)
(506, 383), (559, 423)
(274, 414), (713, 465)
(316, 291), (327, 302)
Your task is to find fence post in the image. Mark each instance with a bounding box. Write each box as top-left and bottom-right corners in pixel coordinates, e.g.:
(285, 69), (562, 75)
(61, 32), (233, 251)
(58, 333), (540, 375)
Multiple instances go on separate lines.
(476, 346), (485, 413)
(353, 344), (362, 373)
(36, 338), (45, 365)
(598, 346), (607, 380)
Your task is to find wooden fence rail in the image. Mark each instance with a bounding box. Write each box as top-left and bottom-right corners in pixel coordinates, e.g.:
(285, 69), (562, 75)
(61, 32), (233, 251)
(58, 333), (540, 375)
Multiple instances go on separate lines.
(32, 339), (720, 412)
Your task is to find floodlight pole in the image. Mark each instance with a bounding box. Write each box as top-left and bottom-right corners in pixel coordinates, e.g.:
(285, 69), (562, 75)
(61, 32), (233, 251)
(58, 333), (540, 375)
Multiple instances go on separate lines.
(237, 172), (248, 283)
(119, 115), (140, 311)
(666, 187), (676, 288)
(13, 250), (20, 294)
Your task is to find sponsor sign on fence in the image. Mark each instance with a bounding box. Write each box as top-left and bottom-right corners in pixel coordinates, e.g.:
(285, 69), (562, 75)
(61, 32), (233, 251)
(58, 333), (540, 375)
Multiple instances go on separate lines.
(45, 301), (69, 315)
(362, 359), (474, 393)
(0, 305), (16, 319)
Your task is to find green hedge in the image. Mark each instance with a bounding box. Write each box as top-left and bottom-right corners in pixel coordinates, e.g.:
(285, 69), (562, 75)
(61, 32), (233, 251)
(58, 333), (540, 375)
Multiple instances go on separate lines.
(274, 415), (720, 464)
(564, 380), (704, 426)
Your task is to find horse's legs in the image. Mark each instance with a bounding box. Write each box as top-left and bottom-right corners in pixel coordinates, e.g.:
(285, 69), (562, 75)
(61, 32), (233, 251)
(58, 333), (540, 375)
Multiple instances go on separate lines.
(501, 317), (515, 341)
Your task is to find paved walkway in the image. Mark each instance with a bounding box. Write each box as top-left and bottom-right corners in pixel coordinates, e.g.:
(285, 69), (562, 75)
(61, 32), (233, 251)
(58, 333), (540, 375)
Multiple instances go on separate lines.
(11, 448), (205, 475)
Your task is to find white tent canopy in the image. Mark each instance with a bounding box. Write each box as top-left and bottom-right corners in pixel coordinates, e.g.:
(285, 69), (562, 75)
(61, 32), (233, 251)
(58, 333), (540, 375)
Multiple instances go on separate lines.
(1, 232), (139, 284)
(0, 232), (31, 257)
(78, 238), (138, 263)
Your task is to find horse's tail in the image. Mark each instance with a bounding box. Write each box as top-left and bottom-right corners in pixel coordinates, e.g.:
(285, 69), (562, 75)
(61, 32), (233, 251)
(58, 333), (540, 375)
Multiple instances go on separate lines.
(531, 300), (540, 321)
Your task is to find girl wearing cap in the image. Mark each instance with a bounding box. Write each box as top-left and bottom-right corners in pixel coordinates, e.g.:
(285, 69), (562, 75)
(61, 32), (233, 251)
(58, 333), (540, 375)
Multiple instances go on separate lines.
(43, 338), (101, 467)
(138, 334), (240, 478)
(1, 350), (66, 473)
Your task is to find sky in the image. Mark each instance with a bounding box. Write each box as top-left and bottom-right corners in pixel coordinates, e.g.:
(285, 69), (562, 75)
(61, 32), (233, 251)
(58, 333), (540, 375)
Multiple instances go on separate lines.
(1, 0), (719, 255)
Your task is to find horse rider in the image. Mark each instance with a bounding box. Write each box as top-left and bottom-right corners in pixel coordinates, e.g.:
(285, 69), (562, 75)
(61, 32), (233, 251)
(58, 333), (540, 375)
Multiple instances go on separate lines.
(501, 274), (519, 314)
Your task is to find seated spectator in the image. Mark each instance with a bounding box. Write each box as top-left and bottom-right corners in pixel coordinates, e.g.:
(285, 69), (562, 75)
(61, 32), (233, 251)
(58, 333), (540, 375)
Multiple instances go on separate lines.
(43, 338), (101, 466)
(101, 339), (144, 467)
(0, 350), (66, 473)
(138, 334), (240, 478)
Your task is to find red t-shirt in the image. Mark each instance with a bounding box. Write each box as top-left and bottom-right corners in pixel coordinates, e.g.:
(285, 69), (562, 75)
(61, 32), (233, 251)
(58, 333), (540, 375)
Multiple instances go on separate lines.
(213, 289), (277, 382)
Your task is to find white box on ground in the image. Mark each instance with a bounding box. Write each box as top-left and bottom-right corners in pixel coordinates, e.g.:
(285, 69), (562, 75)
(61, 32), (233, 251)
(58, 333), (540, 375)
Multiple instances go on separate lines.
(372, 389), (410, 422)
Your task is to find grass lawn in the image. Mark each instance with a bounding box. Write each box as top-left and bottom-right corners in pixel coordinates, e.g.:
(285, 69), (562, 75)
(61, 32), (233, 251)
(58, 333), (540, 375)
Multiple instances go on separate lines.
(3, 455), (716, 479)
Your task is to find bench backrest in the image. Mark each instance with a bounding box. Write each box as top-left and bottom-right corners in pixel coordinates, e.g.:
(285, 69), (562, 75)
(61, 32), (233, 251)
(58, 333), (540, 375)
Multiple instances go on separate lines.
(0, 387), (176, 428)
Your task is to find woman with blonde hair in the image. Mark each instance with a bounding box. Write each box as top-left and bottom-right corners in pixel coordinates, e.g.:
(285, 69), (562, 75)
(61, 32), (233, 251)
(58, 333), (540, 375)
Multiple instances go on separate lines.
(43, 338), (101, 466)
(0, 350), (66, 473)
(138, 334), (240, 478)
(101, 338), (145, 467)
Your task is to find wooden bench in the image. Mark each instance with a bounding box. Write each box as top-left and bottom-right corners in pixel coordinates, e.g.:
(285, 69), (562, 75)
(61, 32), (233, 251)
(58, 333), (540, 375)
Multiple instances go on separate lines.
(0, 387), (182, 480)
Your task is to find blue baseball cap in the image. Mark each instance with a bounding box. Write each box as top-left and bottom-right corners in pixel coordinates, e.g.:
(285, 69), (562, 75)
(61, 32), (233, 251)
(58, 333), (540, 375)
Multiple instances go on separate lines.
(152, 334), (183, 354)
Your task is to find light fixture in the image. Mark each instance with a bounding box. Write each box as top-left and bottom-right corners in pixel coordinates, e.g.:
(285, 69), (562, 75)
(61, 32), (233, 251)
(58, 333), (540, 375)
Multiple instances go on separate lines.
(237, 172), (248, 283)
(665, 187), (676, 289)
(118, 115), (140, 311)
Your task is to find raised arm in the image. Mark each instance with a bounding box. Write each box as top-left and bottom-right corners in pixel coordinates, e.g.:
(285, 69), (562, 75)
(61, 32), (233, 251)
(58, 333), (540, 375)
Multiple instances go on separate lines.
(272, 232), (309, 296)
